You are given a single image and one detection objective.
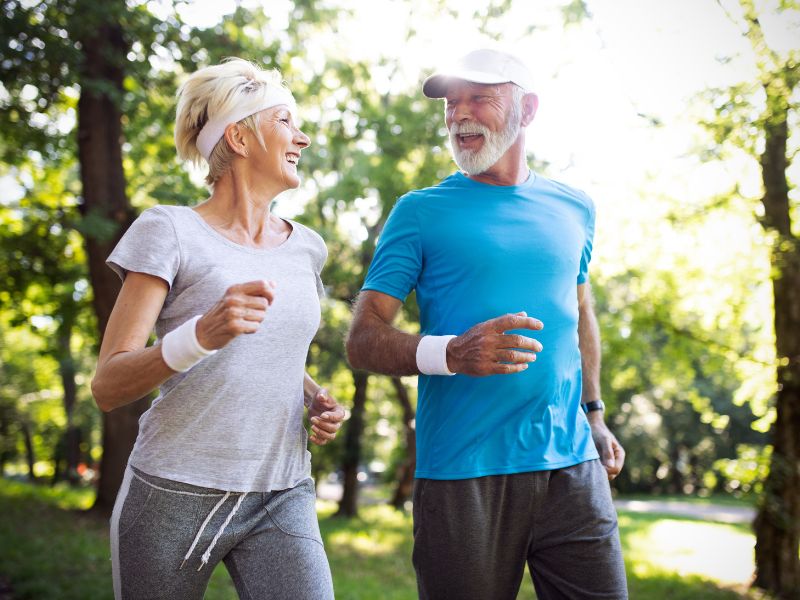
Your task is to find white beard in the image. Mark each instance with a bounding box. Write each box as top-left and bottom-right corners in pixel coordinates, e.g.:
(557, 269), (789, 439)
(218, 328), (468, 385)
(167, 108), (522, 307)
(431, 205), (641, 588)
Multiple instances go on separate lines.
(449, 111), (521, 175)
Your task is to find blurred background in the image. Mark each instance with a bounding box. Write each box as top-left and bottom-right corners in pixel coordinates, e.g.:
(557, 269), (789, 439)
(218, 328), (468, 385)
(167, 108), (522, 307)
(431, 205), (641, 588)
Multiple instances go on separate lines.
(0, 0), (798, 598)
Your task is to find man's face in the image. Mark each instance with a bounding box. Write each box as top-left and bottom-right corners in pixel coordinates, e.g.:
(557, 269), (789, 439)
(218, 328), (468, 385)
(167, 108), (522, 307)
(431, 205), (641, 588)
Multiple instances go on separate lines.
(444, 81), (522, 175)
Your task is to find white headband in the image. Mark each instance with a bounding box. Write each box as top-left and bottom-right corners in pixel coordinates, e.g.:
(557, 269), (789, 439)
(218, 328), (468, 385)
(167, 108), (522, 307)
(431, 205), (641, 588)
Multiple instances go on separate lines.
(196, 86), (296, 161)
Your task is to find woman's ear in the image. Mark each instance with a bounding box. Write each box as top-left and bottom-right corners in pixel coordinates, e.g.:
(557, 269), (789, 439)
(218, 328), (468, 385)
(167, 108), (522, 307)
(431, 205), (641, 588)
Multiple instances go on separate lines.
(223, 123), (249, 158)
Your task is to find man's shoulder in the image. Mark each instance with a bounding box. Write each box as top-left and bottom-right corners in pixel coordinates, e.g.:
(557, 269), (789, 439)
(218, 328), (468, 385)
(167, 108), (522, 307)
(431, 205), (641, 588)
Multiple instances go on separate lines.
(398, 172), (465, 205)
(533, 174), (595, 215)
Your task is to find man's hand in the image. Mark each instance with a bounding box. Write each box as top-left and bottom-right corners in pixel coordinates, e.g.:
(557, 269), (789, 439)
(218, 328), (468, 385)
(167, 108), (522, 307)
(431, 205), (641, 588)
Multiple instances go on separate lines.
(308, 388), (346, 446)
(588, 414), (625, 480)
(445, 312), (544, 376)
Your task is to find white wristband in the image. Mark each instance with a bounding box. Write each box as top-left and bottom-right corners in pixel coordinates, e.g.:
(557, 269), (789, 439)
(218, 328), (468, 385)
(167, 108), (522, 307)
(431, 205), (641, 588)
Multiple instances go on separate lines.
(416, 335), (457, 376)
(161, 315), (217, 373)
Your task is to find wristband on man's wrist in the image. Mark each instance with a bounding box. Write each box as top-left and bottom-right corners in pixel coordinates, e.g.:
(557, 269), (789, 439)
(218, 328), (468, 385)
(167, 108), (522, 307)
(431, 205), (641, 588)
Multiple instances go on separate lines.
(160, 315), (217, 373)
(581, 399), (605, 414)
(416, 335), (457, 376)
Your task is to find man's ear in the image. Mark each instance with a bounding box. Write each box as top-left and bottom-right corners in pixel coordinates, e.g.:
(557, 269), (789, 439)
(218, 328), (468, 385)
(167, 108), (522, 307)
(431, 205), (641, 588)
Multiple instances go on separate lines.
(223, 123), (249, 158)
(520, 93), (539, 127)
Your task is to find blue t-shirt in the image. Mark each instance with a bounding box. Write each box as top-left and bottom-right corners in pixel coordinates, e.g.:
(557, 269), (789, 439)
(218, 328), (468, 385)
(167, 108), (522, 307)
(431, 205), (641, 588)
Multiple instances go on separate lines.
(362, 171), (599, 479)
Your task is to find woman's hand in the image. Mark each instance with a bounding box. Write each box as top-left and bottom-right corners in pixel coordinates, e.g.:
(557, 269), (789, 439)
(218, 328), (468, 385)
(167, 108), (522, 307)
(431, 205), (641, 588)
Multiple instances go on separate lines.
(308, 388), (346, 446)
(196, 280), (275, 350)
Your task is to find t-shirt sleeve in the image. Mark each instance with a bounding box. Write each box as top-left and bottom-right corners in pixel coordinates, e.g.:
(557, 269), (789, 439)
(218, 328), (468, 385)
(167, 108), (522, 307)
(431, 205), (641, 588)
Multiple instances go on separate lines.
(577, 195), (595, 285)
(106, 207), (181, 288)
(361, 195), (422, 301)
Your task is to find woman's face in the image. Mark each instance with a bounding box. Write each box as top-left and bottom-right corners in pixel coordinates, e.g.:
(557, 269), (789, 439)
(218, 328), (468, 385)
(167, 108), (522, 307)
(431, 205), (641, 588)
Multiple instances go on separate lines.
(252, 105), (310, 191)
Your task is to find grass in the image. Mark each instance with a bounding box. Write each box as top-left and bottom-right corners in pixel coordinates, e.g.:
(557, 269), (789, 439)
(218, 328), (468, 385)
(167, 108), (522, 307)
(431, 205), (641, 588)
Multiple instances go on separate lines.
(0, 478), (770, 599)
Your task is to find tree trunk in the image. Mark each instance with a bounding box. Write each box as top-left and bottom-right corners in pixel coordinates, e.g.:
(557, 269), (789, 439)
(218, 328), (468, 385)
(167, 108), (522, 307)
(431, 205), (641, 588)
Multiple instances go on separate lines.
(0, 415), (8, 476)
(74, 2), (147, 515)
(752, 82), (800, 599)
(336, 370), (368, 517)
(389, 377), (416, 510)
(56, 315), (80, 485)
(21, 421), (36, 482)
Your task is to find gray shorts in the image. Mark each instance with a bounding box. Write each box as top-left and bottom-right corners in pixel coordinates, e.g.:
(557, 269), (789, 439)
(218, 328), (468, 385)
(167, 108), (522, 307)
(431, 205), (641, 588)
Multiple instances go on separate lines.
(412, 459), (628, 600)
(110, 467), (333, 600)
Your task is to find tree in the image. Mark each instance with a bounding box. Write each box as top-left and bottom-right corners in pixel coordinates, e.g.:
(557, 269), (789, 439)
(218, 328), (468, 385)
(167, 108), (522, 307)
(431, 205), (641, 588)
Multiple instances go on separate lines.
(0, 194), (92, 485)
(1, 0), (155, 512)
(705, 2), (800, 596)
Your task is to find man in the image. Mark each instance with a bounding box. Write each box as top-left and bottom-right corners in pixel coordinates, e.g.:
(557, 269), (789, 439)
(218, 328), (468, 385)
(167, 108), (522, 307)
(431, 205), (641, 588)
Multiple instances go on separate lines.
(346, 49), (628, 599)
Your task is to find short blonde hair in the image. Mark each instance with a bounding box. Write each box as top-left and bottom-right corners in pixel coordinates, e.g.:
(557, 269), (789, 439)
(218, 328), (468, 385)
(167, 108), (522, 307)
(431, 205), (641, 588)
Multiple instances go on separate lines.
(175, 58), (289, 186)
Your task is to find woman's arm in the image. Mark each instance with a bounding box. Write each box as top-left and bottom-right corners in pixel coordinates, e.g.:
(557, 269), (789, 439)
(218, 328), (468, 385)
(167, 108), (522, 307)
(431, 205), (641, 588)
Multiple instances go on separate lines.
(92, 274), (276, 412)
(91, 272), (173, 412)
(303, 372), (322, 408)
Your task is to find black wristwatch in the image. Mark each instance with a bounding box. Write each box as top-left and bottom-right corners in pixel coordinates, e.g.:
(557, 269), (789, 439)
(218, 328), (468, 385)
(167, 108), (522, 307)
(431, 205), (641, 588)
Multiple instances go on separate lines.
(581, 400), (605, 414)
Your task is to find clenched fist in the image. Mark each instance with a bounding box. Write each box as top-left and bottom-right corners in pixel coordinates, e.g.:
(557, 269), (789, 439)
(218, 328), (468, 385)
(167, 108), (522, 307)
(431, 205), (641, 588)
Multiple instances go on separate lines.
(196, 280), (276, 350)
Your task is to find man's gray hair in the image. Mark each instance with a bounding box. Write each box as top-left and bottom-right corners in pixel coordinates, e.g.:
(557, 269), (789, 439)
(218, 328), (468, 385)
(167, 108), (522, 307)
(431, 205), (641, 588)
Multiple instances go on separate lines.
(509, 84), (526, 128)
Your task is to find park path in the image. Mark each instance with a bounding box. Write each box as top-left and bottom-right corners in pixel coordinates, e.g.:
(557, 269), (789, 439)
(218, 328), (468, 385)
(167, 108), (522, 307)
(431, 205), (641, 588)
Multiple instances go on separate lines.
(613, 498), (754, 524)
(317, 481), (755, 524)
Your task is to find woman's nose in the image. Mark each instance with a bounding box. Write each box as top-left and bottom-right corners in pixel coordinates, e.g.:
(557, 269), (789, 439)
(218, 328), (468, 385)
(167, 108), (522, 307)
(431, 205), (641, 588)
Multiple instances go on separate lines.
(295, 130), (310, 149)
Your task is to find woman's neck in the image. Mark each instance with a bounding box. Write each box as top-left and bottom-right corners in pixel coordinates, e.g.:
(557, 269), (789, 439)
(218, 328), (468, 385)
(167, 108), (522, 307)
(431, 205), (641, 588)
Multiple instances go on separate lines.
(194, 172), (290, 249)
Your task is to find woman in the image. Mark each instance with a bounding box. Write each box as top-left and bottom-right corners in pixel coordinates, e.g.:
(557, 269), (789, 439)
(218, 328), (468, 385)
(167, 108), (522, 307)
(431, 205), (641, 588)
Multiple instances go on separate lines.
(92, 58), (344, 600)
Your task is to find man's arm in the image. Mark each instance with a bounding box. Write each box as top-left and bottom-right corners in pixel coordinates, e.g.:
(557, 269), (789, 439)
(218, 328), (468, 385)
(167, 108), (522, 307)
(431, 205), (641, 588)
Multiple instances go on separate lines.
(578, 282), (625, 480)
(578, 283), (602, 401)
(346, 291), (421, 376)
(346, 290), (544, 376)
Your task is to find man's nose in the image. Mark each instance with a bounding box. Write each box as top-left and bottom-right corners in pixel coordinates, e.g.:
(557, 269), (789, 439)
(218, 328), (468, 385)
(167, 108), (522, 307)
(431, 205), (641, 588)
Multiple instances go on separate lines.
(451, 103), (472, 123)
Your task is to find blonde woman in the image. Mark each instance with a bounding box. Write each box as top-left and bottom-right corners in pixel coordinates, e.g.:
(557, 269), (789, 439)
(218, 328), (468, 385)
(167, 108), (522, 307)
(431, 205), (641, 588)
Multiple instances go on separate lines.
(92, 58), (343, 600)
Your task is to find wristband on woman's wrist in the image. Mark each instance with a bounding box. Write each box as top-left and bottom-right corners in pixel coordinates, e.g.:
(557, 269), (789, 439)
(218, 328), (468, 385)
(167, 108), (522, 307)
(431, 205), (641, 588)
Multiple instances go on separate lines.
(416, 335), (457, 376)
(161, 315), (217, 373)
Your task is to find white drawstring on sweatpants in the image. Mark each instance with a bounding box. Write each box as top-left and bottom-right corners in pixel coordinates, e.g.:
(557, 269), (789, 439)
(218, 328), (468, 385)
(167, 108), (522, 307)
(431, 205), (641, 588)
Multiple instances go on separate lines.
(180, 491), (248, 571)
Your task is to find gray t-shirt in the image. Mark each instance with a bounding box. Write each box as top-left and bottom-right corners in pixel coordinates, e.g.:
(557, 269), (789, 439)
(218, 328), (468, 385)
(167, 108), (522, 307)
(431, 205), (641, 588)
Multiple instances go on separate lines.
(107, 205), (327, 492)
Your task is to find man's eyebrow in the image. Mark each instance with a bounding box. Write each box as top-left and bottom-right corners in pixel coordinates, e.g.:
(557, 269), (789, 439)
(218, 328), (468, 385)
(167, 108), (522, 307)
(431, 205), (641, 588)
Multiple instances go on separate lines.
(468, 84), (501, 95)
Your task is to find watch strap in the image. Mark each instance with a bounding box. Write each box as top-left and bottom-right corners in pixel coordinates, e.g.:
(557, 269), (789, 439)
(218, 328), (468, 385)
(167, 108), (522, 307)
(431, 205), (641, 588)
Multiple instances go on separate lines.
(581, 400), (605, 413)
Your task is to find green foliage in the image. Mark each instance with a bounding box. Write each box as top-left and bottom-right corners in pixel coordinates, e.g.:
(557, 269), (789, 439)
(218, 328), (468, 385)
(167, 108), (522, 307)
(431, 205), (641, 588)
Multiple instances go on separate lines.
(595, 267), (766, 496)
(714, 444), (772, 497)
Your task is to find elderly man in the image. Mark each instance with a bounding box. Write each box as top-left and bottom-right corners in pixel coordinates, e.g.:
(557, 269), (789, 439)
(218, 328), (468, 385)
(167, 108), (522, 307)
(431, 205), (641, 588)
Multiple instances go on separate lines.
(346, 49), (628, 599)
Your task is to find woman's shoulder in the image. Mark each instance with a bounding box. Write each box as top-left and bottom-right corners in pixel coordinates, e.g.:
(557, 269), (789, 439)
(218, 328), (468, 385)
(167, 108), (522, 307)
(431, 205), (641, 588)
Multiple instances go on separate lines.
(288, 220), (325, 246)
(287, 219), (327, 265)
(135, 204), (203, 235)
(141, 203), (192, 221)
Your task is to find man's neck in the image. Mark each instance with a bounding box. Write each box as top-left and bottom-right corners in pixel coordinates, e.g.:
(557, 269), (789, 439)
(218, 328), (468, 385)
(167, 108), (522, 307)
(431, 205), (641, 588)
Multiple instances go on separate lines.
(464, 140), (529, 186)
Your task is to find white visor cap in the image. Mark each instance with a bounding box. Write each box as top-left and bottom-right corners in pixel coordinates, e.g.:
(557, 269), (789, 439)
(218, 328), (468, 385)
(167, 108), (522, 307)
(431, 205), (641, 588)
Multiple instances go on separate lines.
(422, 49), (534, 98)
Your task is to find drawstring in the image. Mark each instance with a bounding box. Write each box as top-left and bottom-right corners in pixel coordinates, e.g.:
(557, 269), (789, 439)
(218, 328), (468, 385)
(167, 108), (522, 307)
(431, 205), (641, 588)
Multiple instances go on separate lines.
(197, 492), (247, 571)
(180, 491), (248, 571)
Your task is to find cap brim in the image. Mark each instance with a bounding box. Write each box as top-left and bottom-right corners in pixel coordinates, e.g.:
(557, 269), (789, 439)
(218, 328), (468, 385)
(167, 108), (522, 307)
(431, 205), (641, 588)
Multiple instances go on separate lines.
(422, 70), (513, 98)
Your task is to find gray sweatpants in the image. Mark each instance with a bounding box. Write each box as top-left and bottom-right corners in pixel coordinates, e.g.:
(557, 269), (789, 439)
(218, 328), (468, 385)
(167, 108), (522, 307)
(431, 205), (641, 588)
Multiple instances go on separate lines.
(412, 459), (628, 600)
(110, 467), (333, 600)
